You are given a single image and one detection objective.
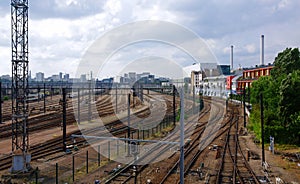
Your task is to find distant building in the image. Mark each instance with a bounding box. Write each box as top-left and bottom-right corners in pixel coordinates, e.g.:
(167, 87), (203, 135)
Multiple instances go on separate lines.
(63, 74), (70, 80)
(96, 77), (114, 88)
(218, 65), (231, 75)
(51, 74), (60, 81)
(80, 74), (87, 82)
(191, 71), (203, 94)
(36, 72), (44, 82)
(128, 72), (136, 83)
(237, 64), (273, 93)
(1, 75), (11, 81)
(28, 70), (32, 81)
(59, 72), (63, 80)
(137, 72), (150, 80)
(226, 75), (235, 90)
(202, 75), (228, 97)
(231, 74), (243, 94)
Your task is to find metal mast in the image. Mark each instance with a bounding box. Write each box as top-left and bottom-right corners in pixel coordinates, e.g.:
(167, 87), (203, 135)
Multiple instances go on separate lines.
(11, 0), (29, 155)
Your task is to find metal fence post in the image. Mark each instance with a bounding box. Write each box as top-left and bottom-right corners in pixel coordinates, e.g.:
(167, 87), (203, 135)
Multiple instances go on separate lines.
(72, 154), (75, 181)
(98, 145), (100, 166)
(78, 88), (80, 124)
(0, 81), (2, 124)
(56, 163), (58, 184)
(35, 167), (38, 184)
(108, 141), (111, 161)
(86, 150), (89, 173)
(44, 83), (46, 113)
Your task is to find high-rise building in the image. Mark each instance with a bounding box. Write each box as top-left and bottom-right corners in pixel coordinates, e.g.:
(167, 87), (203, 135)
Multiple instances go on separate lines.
(36, 72), (44, 82)
(63, 74), (70, 80)
(59, 72), (63, 80)
(128, 72), (136, 83)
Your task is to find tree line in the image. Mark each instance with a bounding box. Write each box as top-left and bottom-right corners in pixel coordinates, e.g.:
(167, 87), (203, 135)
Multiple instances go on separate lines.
(249, 48), (300, 145)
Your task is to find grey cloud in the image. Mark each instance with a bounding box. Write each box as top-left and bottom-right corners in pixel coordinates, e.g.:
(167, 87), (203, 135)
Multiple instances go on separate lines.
(1, 0), (300, 77)
(30, 0), (105, 20)
(162, 0), (300, 39)
(0, 0), (105, 19)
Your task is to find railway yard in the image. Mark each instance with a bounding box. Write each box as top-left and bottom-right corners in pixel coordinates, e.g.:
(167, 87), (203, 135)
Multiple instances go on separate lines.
(1, 0), (300, 184)
(0, 88), (298, 184)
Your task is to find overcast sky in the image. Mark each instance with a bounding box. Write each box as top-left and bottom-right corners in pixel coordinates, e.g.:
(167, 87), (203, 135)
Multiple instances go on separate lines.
(0, 0), (300, 79)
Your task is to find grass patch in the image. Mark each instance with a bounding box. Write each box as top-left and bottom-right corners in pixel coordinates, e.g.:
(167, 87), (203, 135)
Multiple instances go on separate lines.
(274, 144), (300, 151)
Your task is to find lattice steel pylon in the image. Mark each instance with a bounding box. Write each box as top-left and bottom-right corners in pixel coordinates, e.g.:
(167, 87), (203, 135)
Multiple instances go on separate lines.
(11, 0), (29, 163)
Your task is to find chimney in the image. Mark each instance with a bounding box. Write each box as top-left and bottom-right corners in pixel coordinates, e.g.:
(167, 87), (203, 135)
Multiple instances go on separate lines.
(260, 35), (264, 66)
(230, 45), (234, 71)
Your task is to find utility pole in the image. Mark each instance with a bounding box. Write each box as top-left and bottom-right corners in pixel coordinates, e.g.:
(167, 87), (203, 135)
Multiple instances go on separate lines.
(88, 82), (91, 122)
(0, 81), (2, 124)
(230, 45), (234, 101)
(260, 93), (265, 165)
(243, 86), (246, 127)
(77, 88), (80, 124)
(11, 0), (30, 172)
(62, 88), (67, 152)
(173, 85), (176, 126)
(179, 88), (185, 184)
(140, 84), (143, 102)
(127, 93), (131, 156)
(44, 83), (46, 113)
(192, 85), (195, 115)
(115, 86), (118, 114)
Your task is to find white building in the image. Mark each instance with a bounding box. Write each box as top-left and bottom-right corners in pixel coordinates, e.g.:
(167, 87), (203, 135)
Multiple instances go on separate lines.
(191, 71), (204, 94)
(202, 75), (228, 98)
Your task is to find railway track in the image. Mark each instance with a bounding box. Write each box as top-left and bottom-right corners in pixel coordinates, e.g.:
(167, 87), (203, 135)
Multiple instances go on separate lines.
(157, 98), (228, 184)
(112, 97), (260, 184)
(0, 92), (178, 173)
(216, 106), (260, 184)
(0, 93), (142, 139)
(102, 97), (207, 184)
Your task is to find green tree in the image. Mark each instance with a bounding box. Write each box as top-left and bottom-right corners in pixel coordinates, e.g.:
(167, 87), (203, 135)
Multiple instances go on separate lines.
(250, 76), (277, 110)
(279, 71), (300, 125)
(271, 48), (300, 80)
(249, 48), (300, 145)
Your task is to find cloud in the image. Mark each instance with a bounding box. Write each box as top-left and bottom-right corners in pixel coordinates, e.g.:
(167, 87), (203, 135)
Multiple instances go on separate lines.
(245, 44), (256, 54)
(0, 0), (300, 77)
